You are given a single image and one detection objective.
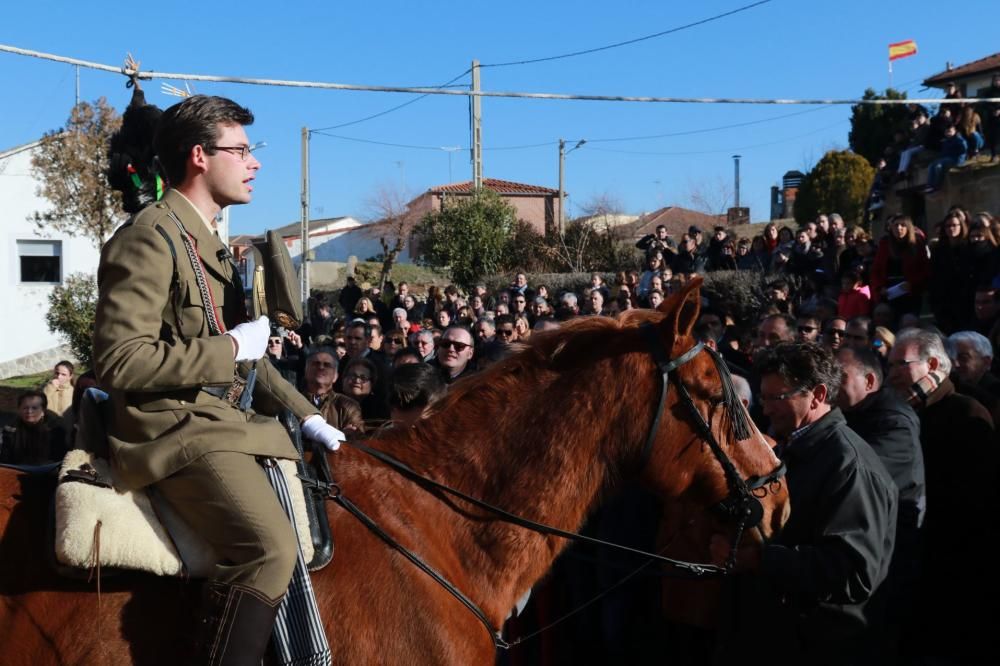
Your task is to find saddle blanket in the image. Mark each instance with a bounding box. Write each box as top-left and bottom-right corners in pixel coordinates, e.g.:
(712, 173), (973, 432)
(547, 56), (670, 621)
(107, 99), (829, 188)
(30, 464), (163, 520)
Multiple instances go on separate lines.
(54, 449), (314, 577)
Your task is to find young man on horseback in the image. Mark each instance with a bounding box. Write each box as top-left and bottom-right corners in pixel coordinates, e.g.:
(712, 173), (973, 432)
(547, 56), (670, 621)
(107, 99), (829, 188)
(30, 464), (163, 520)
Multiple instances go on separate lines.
(93, 95), (344, 664)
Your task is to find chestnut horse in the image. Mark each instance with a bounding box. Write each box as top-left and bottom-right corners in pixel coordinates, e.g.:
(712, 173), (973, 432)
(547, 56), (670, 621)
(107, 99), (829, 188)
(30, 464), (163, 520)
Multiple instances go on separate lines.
(0, 281), (788, 665)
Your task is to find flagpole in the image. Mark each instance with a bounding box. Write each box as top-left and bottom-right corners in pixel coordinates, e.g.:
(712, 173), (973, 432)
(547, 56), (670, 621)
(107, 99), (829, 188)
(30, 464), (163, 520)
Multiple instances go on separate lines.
(889, 58), (893, 89)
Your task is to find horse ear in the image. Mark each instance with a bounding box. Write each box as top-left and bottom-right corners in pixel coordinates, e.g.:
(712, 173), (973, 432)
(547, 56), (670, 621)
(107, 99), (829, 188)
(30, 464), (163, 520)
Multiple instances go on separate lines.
(667, 277), (702, 341)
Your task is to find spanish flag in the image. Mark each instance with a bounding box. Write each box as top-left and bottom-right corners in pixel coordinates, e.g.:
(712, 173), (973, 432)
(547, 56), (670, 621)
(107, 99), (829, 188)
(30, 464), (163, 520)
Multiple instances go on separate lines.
(889, 40), (918, 62)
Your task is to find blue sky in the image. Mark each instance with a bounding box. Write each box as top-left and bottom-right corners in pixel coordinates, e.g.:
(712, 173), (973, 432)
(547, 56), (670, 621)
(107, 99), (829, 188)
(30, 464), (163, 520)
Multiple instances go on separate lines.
(1, 1), (995, 236)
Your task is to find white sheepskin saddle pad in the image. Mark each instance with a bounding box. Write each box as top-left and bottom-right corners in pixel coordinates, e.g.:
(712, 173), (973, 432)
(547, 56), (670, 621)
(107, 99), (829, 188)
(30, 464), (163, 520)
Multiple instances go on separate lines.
(54, 450), (314, 577)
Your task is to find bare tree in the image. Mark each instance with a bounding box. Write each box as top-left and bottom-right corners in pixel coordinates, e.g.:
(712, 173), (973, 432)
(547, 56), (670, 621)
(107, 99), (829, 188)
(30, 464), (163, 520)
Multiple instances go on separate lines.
(30, 98), (126, 248)
(363, 183), (419, 291)
(684, 175), (733, 217)
(547, 192), (632, 272)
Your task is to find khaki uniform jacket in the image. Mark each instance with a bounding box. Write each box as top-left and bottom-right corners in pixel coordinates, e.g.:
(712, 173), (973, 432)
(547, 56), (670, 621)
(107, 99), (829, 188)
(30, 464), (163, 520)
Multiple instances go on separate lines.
(93, 190), (319, 489)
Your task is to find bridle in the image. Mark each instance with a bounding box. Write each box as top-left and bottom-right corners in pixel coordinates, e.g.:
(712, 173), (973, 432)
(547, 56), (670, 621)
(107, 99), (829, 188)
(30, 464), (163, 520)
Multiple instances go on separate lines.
(310, 320), (787, 650)
(638, 322), (786, 570)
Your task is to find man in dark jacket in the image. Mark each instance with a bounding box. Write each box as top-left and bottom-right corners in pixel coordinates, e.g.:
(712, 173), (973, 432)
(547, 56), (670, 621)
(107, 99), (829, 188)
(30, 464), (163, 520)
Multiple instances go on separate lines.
(887, 329), (998, 664)
(635, 224), (676, 258)
(715, 342), (898, 665)
(837, 347), (925, 528)
(337, 276), (362, 316)
(671, 233), (707, 276)
(837, 346), (925, 662)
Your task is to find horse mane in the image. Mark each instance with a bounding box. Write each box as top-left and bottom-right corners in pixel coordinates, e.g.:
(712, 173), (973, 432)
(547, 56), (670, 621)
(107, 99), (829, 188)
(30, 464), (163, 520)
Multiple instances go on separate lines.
(363, 293), (698, 524)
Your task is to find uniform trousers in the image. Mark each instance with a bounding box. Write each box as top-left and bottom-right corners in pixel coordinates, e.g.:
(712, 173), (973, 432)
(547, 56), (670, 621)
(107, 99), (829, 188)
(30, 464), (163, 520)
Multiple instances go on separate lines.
(154, 451), (298, 602)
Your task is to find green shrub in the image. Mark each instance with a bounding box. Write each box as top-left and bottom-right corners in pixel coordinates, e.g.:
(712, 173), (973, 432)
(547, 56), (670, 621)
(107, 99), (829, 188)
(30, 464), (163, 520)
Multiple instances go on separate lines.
(45, 272), (97, 366)
(700, 270), (803, 322)
(795, 150), (875, 226)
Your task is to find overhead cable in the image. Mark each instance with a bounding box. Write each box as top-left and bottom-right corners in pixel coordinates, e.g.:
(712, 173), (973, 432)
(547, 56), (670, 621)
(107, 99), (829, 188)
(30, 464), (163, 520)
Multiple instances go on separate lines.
(311, 131), (448, 151)
(587, 119), (849, 156)
(481, 1), (773, 68)
(2, 44), (994, 105)
(311, 68), (471, 132)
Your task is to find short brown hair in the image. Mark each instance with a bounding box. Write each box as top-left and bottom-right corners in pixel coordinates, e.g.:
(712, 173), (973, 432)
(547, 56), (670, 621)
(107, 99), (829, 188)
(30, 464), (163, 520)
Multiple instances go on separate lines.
(154, 95), (254, 186)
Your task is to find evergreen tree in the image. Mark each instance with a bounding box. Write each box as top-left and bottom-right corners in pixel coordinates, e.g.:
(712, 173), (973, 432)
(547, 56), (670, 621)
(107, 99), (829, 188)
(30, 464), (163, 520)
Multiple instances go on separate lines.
(795, 150), (875, 226)
(848, 87), (910, 166)
(415, 190), (518, 289)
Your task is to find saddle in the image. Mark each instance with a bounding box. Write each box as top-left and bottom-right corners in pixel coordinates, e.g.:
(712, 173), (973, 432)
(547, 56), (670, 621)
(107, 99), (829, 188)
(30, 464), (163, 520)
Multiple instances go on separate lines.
(51, 388), (335, 578)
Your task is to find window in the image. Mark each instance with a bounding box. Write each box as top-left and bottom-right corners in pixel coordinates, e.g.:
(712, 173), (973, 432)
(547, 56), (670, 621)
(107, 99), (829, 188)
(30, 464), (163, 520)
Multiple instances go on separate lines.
(18, 240), (62, 283)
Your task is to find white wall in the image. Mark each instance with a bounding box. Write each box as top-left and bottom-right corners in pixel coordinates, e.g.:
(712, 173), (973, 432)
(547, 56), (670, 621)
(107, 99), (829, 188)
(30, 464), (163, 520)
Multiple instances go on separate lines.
(0, 144), (101, 366)
(310, 226), (411, 264)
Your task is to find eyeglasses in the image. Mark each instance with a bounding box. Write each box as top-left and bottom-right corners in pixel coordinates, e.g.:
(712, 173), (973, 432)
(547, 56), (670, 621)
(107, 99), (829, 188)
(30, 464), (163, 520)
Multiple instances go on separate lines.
(887, 358), (922, 369)
(497, 329), (515, 337)
(825, 329), (846, 337)
(437, 338), (472, 352)
(759, 387), (809, 402)
(344, 373), (372, 383)
(387, 337), (405, 345)
(210, 144), (253, 161)
(797, 325), (817, 334)
(268, 338), (283, 345)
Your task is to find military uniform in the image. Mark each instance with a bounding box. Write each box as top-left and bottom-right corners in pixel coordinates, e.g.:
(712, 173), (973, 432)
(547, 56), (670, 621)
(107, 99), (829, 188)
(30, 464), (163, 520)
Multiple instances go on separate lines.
(94, 189), (319, 600)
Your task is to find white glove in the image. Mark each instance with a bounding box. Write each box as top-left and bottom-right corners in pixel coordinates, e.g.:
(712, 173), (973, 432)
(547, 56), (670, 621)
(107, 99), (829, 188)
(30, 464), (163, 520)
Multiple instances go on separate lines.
(301, 415), (346, 452)
(225, 316), (270, 362)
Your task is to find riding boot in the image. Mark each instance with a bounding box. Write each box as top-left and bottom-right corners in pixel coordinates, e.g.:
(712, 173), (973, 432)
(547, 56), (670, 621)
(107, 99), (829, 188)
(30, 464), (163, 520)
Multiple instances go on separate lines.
(195, 580), (282, 665)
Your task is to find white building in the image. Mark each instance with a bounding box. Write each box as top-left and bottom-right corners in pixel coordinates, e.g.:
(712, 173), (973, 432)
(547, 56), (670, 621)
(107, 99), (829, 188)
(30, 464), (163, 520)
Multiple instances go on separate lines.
(232, 216), (411, 289)
(0, 140), (101, 378)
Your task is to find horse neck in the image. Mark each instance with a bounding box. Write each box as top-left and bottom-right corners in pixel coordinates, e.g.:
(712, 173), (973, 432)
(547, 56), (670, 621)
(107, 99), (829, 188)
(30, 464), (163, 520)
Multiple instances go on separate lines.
(375, 350), (653, 615)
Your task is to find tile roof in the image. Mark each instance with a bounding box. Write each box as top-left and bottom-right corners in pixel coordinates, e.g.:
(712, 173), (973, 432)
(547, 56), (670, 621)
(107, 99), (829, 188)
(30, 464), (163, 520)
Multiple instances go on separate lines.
(924, 52), (1000, 86)
(428, 178), (558, 195)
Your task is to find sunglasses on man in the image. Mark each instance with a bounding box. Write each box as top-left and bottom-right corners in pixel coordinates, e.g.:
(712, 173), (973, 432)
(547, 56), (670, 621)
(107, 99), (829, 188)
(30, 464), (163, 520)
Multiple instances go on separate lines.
(437, 339), (472, 352)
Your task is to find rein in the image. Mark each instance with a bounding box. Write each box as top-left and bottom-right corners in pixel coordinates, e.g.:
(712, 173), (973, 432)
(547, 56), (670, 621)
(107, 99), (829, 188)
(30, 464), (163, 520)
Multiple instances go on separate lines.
(312, 322), (784, 651)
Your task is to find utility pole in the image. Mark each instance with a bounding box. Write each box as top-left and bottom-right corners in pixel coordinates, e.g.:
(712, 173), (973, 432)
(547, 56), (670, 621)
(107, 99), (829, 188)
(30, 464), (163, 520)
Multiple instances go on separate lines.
(300, 127), (310, 316)
(732, 154), (742, 209)
(558, 139), (586, 236)
(470, 60), (483, 190)
(74, 66), (80, 107)
(558, 139), (566, 236)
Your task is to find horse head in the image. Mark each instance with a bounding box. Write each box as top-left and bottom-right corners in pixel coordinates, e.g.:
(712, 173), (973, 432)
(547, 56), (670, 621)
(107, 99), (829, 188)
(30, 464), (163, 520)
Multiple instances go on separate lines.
(630, 278), (789, 564)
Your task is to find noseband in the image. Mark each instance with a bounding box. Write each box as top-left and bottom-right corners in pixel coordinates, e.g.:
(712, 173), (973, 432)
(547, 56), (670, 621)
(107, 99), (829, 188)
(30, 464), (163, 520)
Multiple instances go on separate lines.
(638, 323), (786, 569)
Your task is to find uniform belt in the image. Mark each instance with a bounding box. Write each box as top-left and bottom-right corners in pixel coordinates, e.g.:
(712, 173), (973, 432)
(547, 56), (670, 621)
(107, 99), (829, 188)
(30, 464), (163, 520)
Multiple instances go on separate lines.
(200, 376), (248, 409)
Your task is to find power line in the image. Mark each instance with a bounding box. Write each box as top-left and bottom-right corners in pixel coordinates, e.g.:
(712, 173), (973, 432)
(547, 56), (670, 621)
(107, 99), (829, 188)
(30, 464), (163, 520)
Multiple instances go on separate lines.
(311, 68), (471, 132)
(482, 1), (773, 68)
(311, 131), (448, 151)
(486, 141), (559, 151)
(312, 117), (850, 157)
(586, 105), (834, 143)
(587, 119), (849, 156)
(2, 43), (993, 105)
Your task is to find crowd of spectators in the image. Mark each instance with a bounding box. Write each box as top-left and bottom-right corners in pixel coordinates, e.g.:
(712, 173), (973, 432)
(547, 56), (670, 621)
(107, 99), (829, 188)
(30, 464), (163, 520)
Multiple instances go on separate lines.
(5, 194), (1000, 663)
(868, 75), (1000, 212)
(237, 205), (996, 664)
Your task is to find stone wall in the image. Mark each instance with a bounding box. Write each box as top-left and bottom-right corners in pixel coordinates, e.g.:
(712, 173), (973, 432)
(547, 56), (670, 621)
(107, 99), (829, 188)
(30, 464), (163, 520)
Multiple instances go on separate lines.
(876, 160), (1000, 238)
(0, 345), (77, 380)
